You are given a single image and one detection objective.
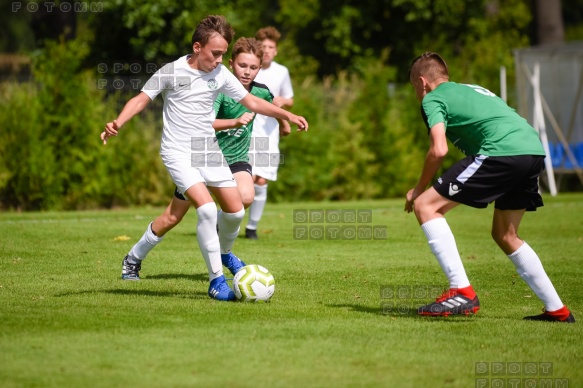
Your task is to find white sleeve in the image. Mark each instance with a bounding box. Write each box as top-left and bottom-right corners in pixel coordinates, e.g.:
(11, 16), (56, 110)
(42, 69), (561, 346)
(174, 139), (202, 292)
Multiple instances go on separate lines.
(220, 68), (248, 102)
(141, 63), (174, 100)
(279, 68), (294, 99)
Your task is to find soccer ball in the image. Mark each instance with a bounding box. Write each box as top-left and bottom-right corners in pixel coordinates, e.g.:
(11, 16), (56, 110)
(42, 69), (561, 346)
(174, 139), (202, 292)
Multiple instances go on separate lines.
(233, 264), (275, 302)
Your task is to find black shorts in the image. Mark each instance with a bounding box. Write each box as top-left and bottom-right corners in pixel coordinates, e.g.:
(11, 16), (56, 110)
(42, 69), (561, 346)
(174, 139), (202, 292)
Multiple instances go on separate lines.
(433, 155), (545, 211)
(173, 161), (252, 200)
(228, 161), (252, 176)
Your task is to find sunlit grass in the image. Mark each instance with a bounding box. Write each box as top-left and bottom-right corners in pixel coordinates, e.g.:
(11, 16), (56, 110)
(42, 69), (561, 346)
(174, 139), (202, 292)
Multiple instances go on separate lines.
(1, 194), (582, 387)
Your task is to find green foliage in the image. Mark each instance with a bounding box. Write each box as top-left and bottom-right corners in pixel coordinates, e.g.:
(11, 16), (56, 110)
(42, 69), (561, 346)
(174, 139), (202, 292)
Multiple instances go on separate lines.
(347, 50), (410, 197)
(317, 5), (364, 58)
(0, 38), (99, 210)
(0, 81), (56, 209)
(269, 73), (369, 202)
(97, 105), (172, 208)
(271, 55), (428, 202)
(89, 0), (274, 62)
(393, 0), (532, 91)
(0, 7), (35, 53)
(3, 1), (579, 210)
(0, 38), (172, 210)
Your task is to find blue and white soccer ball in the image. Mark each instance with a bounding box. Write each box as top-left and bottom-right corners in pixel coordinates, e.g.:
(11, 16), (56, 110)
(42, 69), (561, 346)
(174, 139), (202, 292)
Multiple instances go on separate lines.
(233, 264), (275, 302)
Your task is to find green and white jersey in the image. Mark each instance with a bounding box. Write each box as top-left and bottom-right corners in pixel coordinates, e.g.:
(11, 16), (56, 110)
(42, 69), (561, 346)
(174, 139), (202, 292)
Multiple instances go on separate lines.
(421, 82), (545, 157)
(214, 81), (273, 165)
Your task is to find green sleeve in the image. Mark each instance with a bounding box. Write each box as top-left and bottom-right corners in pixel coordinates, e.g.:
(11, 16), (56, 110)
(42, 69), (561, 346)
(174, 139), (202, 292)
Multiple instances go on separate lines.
(422, 95), (447, 129)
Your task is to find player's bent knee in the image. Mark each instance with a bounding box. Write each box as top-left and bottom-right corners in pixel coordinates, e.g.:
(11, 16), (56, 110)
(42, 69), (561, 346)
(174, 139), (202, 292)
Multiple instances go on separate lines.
(242, 197), (254, 209)
(240, 191), (255, 208)
(492, 226), (509, 243)
(255, 177), (268, 186)
(413, 193), (446, 224)
(491, 230), (517, 252)
(196, 202), (217, 222)
(413, 200), (431, 221)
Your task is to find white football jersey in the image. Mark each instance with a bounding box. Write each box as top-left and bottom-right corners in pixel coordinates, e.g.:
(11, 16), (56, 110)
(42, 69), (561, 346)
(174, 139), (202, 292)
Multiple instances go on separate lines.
(253, 61), (294, 139)
(141, 55), (248, 156)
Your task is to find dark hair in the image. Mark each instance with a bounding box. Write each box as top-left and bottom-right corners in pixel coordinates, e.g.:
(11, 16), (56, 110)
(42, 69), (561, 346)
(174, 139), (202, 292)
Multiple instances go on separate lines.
(408, 52), (449, 82)
(191, 15), (235, 47)
(231, 37), (263, 62)
(255, 26), (281, 43)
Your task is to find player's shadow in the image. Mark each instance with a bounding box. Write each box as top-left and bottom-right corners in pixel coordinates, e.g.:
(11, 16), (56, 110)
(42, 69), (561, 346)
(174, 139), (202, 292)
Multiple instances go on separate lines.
(146, 273), (207, 281)
(104, 289), (208, 299)
(381, 303), (480, 322)
(327, 303), (413, 317)
(327, 303), (419, 318)
(329, 303), (477, 321)
(54, 288), (208, 299)
(379, 303), (421, 318)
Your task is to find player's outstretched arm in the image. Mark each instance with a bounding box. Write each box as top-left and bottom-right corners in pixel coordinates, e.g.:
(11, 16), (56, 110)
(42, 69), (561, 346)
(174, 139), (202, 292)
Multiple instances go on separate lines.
(277, 119), (291, 137)
(101, 92), (152, 144)
(213, 112), (255, 132)
(239, 94), (308, 131)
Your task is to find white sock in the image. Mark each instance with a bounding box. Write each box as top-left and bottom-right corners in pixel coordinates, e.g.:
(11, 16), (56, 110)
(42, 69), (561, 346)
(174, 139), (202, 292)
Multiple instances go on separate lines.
(421, 218), (471, 289)
(196, 203), (223, 281)
(128, 222), (163, 263)
(247, 184), (267, 230)
(507, 241), (564, 311)
(218, 208), (245, 254)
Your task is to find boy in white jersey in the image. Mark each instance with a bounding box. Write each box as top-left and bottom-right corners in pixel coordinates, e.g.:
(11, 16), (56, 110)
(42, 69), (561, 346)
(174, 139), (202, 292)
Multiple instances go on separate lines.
(405, 52), (574, 322)
(101, 16), (308, 301)
(245, 26), (295, 240)
(112, 38), (304, 289)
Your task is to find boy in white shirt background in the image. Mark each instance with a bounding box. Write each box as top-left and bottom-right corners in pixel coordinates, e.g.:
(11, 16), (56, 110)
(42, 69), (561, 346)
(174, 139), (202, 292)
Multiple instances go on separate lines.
(246, 26), (295, 240)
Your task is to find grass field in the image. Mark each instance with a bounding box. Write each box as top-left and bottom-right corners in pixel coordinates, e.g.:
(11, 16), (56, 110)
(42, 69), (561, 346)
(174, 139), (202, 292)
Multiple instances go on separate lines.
(1, 194), (582, 387)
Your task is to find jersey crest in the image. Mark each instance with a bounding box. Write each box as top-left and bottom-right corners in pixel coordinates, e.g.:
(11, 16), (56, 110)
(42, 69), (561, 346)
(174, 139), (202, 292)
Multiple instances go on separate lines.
(207, 79), (218, 90)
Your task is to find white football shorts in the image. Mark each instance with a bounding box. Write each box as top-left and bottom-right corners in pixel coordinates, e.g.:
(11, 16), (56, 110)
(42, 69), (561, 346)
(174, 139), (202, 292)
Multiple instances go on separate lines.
(161, 153), (236, 195)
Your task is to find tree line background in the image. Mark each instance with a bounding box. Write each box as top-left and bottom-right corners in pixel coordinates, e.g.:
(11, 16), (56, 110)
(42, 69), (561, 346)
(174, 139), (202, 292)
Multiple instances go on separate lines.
(1, 0), (582, 210)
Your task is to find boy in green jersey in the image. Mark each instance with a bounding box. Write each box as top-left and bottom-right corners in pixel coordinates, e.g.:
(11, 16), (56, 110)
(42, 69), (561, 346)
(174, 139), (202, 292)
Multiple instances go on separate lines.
(120, 37), (305, 284)
(212, 37), (291, 208)
(405, 52), (574, 322)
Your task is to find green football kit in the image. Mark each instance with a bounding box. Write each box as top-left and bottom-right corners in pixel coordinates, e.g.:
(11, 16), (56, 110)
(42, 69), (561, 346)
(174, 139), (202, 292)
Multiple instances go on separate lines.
(420, 82), (545, 210)
(214, 81), (273, 165)
(421, 82), (545, 157)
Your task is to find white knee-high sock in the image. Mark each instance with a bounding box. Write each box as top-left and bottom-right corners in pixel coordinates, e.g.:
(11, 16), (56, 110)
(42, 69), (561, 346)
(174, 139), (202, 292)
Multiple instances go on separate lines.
(128, 222), (163, 263)
(247, 184), (267, 230)
(218, 208), (245, 253)
(421, 217), (471, 289)
(507, 241), (564, 311)
(196, 203), (223, 281)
